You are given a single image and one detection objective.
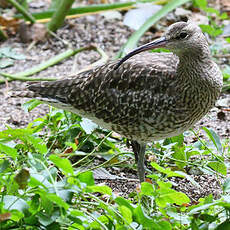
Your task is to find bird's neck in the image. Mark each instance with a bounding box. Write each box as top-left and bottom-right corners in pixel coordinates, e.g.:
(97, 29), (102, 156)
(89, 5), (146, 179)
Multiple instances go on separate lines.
(177, 45), (212, 64)
(176, 50), (222, 94)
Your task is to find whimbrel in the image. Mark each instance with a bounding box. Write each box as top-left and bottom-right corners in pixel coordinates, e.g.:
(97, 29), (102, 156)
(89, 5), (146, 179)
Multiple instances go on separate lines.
(23, 21), (223, 182)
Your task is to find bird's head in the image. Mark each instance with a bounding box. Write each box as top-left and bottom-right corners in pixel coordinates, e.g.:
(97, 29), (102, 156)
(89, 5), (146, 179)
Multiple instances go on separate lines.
(115, 21), (209, 69)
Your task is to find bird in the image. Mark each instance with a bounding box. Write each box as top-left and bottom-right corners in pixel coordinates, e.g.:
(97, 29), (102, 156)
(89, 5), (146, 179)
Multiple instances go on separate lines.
(21, 21), (223, 183)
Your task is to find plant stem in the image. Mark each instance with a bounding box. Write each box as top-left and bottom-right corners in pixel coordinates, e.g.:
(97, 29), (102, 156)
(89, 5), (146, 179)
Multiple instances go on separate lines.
(0, 28), (7, 41)
(0, 46), (94, 84)
(47, 0), (74, 32)
(7, 0), (36, 24)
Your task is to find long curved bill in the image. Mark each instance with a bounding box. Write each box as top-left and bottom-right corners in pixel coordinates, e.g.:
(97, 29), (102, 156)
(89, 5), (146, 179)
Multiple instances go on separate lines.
(114, 36), (167, 70)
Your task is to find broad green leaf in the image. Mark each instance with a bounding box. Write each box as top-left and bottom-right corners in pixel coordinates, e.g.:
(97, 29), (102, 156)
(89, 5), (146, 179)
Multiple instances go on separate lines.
(167, 210), (190, 225)
(70, 223), (85, 230)
(203, 127), (223, 153)
(150, 162), (184, 178)
(141, 182), (155, 196)
(156, 220), (172, 230)
(29, 195), (40, 215)
(9, 210), (24, 222)
(193, 0), (207, 8)
(199, 25), (222, 37)
(216, 220), (230, 230)
(17, 2), (143, 20)
(87, 185), (112, 195)
(37, 211), (55, 226)
(26, 135), (47, 154)
(0, 143), (18, 159)
(78, 171), (94, 186)
(80, 118), (98, 134)
(0, 160), (10, 173)
(134, 205), (155, 227)
(223, 178), (230, 192)
(172, 145), (187, 169)
(46, 193), (69, 210)
(70, 209), (85, 217)
(0, 58), (14, 68)
(164, 134), (184, 146)
(90, 215), (109, 229)
(118, 206), (132, 224)
(189, 202), (217, 214)
(0, 47), (26, 60)
(49, 154), (74, 175)
(3, 195), (29, 212)
(199, 214), (217, 222)
(115, 197), (135, 213)
(156, 181), (190, 207)
(207, 161), (227, 176)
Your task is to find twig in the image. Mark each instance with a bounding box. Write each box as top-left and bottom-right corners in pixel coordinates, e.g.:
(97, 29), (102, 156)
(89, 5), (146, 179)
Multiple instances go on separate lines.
(0, 46), (93, 84)
(75, 45), (109, 74)
(213, 54), (230, 58)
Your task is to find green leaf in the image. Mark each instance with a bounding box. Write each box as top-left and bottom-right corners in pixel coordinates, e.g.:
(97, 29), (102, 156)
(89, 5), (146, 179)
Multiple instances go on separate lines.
(0, 58), (14, 68)
(216, 220), (230, 230)
(70, 209), (85, 217)
(115, 197), (135, 213)
(87, 185), (112, 195)
(78, 171), (94, 186)
(46, 193), (69, 210)
(3, 195), (29, 212)
(134, 205), (155, 227)
(156, 181), (190, 207)
(207, 161), (227, 176)
(49, 154), (74, 175)
(10, 210), (24, 222)
(0, 47), (26, 60)
(150, 162), (184, 178)
(199, 214), (217, 222)
(199, 24), (222, 37)
(223, 178), (230, 193)
(203, 127), (223, 153)
(0, 160), (10, 173)
(141, 182), (155, 196)
(90, 215), (109, 229)
(172, 145), (187, 169)
(193, 0), (207, 8)
(156, 221), (172, 230)
(80, 118), (98, 134)
(189, 202), (217, 214)
(26, 135), (47, 154)
(22, 99), (42, 112)
(0, 143), (18, 159)
(118, 206), (132, 224)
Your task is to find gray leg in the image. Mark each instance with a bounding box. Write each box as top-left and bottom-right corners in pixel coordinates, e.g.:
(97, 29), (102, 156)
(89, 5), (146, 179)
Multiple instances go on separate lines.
(131, 141), (146, 183)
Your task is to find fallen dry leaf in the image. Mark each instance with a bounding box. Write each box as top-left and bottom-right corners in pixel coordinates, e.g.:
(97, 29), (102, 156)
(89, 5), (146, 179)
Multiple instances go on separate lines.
(0, 212), (11, 222)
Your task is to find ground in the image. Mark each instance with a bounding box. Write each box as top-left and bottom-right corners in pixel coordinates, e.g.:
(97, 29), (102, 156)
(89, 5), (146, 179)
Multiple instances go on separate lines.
(1, 3), (230, 201)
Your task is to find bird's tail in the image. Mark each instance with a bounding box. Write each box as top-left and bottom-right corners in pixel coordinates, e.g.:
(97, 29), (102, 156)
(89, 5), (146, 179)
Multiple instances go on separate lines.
(10, 81), (69, 105)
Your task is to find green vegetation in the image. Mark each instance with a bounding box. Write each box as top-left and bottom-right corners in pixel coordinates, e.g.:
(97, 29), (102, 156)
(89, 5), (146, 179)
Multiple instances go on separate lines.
(0, 107), (229, 229)
(0, 0), (230, 229)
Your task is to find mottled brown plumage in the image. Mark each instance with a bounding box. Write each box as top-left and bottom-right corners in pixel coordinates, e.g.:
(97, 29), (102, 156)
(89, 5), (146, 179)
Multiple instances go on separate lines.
(25, 21), (223, 182)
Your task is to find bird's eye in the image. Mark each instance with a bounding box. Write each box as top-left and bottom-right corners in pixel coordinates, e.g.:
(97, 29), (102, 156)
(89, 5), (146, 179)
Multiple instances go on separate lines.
(175, 32), (188, 40)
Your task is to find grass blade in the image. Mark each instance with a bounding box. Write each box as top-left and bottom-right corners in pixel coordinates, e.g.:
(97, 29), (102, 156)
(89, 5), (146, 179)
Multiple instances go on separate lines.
(117, 0), (190, 57)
